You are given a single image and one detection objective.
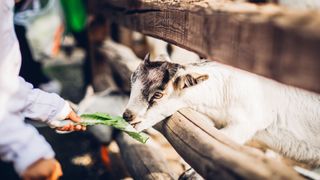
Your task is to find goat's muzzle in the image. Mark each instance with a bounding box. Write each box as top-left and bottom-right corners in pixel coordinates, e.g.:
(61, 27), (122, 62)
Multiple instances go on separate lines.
(123, 109), (136, 122)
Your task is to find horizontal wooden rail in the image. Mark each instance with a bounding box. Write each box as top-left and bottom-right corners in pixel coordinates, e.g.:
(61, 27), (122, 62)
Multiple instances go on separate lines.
(155, 108), (303, 179)
(93, 0), (320, 93)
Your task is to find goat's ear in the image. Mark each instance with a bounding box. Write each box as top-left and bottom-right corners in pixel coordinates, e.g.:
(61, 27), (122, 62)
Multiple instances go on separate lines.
(143, 53), (151, 65)
(173, 73), (209, 90)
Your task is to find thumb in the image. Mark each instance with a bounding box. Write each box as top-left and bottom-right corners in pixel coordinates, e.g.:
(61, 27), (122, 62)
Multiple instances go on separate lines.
(48, 160), (63, 180)
(67, 111), (81, 123)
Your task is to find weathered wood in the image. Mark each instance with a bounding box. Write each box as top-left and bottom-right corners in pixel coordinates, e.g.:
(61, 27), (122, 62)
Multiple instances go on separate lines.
(154, 108), (303, 180)
(99, 40), (141, 92)
(87, 13), (117, 92)
(118, 27), (149, 59)
(116, 133), (176, 180)
(93, 0), (320, 93)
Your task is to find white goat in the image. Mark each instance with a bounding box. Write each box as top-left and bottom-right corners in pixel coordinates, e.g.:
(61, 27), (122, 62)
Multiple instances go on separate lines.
(123, 54), (320, 166)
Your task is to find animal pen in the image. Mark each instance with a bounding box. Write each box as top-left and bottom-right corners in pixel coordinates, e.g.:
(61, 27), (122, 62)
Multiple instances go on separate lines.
(83, 0), (320, 179)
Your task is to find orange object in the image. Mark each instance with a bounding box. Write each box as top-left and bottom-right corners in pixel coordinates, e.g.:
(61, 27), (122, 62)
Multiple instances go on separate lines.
(48, 160), (63, 180)
(100, 146), (112, 171)
(51, 24), (64, 57)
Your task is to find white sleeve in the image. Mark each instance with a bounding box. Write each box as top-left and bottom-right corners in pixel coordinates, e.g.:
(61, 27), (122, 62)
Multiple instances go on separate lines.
(0, 42), (21, 122)
(0, 0), (22, 121)
(0, 1), (55, 176)
(9, 77), (71, 126)
(0, 112), (55, 176)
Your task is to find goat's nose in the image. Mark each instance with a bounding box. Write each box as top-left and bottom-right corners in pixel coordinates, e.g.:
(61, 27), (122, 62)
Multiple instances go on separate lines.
(123, 109), (135, 122)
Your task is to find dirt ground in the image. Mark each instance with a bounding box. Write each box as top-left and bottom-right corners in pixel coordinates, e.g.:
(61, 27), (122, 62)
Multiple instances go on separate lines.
(0, 60), (112, 179)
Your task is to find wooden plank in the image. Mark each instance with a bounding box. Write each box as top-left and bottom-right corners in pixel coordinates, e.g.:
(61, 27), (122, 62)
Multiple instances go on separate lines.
(93, 0), (320, 93)
(116, 133), (176, 180)
(155, 108), (303, 180)
(86, 10), (117, 92)
(99, 40), (141, 92)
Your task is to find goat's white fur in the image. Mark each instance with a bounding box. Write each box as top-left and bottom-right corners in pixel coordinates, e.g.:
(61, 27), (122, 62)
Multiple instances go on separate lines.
(126, 60), (320, 166)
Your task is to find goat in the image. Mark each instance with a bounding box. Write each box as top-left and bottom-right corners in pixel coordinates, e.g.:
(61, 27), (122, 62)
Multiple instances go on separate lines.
(123, 53), (320, 166)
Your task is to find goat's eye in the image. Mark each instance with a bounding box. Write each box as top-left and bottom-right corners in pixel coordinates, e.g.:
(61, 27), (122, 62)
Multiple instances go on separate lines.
(153, 92), (163, 99)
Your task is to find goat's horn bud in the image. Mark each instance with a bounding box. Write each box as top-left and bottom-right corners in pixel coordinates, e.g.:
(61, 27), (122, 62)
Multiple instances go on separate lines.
(144, 53), (151, 64)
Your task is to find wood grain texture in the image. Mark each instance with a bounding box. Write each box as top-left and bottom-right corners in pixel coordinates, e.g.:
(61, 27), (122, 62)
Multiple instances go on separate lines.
(155, 108), (303, 180)
(99, 39), (142, 92)
(93, 0), (320, 93)
(116, 133), (176, 180)
(87, 15), (117, 92)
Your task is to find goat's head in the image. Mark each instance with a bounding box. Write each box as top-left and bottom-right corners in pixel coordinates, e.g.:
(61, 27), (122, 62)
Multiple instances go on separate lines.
(123, 53), (209, 131)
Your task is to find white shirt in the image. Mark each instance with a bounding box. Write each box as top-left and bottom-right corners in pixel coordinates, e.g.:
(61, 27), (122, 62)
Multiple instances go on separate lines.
(0, 0), (21, 120)
(0, 0), (71, 175)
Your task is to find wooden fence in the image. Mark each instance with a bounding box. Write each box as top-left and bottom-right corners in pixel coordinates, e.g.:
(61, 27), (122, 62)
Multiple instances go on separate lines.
(85, 0), (320, 179)
(95, 0), (320, 93)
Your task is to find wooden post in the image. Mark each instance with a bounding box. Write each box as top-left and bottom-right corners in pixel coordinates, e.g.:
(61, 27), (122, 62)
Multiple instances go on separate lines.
(155, 108), (303, 180)
(98, 40), (141, 92)
(87, 0), (117, 92)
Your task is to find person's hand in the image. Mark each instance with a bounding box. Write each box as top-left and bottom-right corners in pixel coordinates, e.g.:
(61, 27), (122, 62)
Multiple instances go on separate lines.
(56, 111), (86, 132)
(22, 158), (62, 180)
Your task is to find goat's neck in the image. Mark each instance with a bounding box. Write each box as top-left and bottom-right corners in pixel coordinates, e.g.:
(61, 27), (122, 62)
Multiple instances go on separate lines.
(180, 64), (232, 126)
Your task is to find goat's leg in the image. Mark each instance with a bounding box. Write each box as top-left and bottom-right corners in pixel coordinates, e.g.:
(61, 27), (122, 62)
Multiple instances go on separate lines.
(219, 124), (259, 145)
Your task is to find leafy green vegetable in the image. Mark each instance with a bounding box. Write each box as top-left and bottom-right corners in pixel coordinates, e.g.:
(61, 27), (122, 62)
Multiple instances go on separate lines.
(79, 113), (149, 144)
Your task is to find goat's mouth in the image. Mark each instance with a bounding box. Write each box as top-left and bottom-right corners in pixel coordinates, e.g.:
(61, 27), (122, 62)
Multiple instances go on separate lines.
(129, 120), (142, 128)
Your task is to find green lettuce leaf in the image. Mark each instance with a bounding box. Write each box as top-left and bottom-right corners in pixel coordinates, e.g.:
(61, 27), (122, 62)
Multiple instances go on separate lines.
(79, 113), (149, 144)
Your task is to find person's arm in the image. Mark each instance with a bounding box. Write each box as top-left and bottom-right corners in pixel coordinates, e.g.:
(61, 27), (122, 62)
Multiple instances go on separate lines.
(0, 42), (20, 122)
(11, 77), (84, 131)
(15, 77), (71, 126)
(0, 112), (55, 176)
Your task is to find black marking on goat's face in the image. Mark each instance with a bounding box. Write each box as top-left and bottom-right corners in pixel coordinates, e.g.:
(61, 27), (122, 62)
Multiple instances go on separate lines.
(131, 60), (182, 104)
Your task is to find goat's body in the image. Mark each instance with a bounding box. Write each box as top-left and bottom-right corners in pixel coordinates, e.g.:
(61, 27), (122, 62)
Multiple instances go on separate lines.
(183, 61), (320, 165)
